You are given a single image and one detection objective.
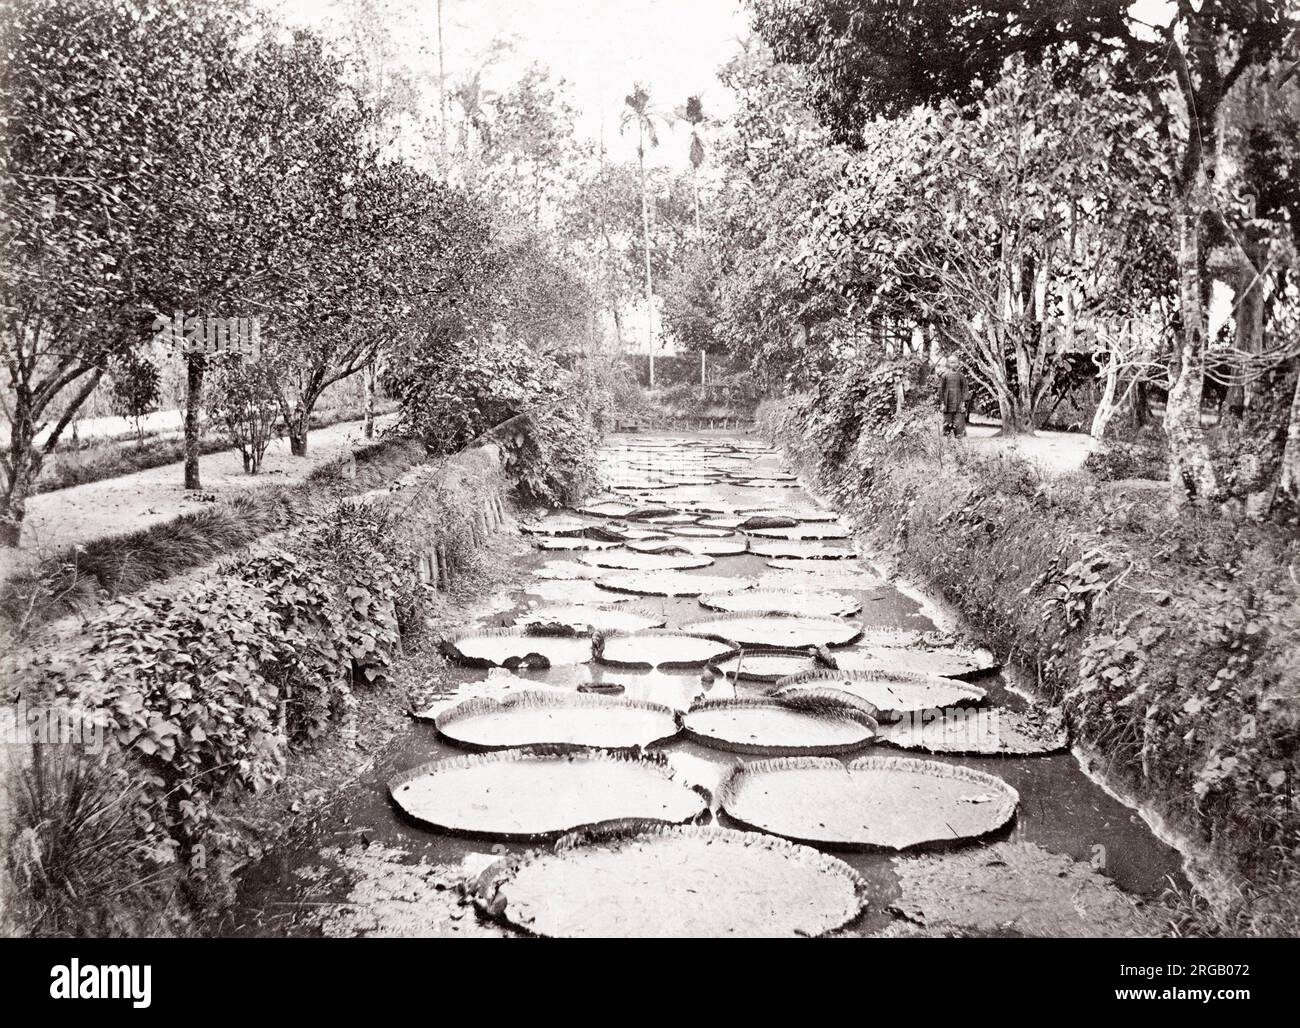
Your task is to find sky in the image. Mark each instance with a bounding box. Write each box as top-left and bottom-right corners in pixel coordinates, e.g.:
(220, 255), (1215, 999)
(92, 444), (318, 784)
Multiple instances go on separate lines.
(268, 0), (751, 170)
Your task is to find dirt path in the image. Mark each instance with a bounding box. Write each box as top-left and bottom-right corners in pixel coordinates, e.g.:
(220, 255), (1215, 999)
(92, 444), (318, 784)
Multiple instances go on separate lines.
(223, 431), (1179, 938)
(964, 419), (1097, 474)
(2, 414), (398, 569)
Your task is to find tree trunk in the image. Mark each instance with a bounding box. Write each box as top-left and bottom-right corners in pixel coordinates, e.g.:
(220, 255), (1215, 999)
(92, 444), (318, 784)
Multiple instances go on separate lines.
(1277, 367), (1300, 505)
(363, 361), (376, 440)
(638, 131), (655, 389)
(289, 424), (307, 457)
(184, 353), (204, 490)
(0, 403), (37, 548)
(1165, 201), (1219, 504)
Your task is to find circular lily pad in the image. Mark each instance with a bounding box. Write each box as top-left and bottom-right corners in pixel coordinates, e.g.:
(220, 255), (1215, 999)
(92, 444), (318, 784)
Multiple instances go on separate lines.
(390, 749), (708, 841)
(745, 507), (840, 523)
(645, 513), (703, 526)
(711, 647), (833, 684)
(683, 612), (863, 649)
(519, 515), (596, 537)
(594, 630), (739, 670)
(577, 501), (651, 518)
(535, 560), (605, 581)
(746, 523), (851, 541)
(846, 645), (1000, 680)
(749, 540), (858, 560)
(667, 525), (735, 538)
(597, 571), (739, 597)
(440, 628), (593, 669)
(699, 588), (861, 618)
(719, 755), (1019, 850)
(628, 537), (749, 557)
(530, 578), (637, 605)
(535, 536), (623, 551)
(514, 606), (666, 634)
(470, 824), (869, 938)
(431, 692), (680, 751)
(878, 706), (1068, 756)
(683, 695), (878, 756)
(577, 549), (714, 571)
(697, 515), (746, 529)
(775, 670), (987, 720)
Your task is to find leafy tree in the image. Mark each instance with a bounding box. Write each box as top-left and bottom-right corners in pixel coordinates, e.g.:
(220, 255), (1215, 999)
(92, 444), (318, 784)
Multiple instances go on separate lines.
(749, 0), (1298, 501)
(110, 355), (161, 443)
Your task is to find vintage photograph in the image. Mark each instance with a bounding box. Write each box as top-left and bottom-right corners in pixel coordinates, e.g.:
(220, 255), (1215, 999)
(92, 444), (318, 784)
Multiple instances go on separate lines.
(0, 0), (1297, 958)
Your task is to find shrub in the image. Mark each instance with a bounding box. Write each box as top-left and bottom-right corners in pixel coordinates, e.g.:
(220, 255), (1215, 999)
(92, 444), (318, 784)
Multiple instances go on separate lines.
(1083, 441), (1169, 482)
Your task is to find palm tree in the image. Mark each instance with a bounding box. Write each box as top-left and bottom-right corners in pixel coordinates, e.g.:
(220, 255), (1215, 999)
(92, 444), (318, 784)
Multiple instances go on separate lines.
(682, 95), (705, 237)
(620, 83), (670, 388)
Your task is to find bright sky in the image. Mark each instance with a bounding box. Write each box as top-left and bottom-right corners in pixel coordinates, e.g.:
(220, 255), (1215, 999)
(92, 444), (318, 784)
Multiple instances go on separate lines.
(267, 0), (750, 170)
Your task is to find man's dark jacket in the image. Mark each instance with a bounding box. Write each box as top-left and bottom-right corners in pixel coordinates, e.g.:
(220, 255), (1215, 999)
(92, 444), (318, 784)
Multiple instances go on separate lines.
(937, 369), (969, 412)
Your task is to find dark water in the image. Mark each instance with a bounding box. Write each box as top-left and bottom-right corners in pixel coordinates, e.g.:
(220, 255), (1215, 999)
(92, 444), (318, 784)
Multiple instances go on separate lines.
(225, 432), (1186, 937)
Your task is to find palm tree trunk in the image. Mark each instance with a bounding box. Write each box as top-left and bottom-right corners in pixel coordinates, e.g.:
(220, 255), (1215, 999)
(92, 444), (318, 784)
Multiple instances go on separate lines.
(638, 125), (655, 389)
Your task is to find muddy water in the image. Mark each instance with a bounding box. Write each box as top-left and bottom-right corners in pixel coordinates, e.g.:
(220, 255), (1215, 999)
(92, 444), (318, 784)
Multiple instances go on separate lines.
(227, 432), (1185, 937)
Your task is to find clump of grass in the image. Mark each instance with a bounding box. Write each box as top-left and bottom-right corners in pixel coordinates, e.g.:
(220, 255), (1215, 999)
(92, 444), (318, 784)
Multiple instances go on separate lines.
(4, 744), (183, 937)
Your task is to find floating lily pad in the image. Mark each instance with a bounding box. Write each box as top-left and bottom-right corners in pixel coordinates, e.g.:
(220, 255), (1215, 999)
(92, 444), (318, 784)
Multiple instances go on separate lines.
(878, 706), (1068, 756)
(683, 695), (877, 756)
(683, 612), (862, 649)
(470, 824), (869, 938)
(529, 578), (637, 605)
(699, 588), (861, 618)
(430, 692), (680, 751)
(745, 507), (841, 524)
(628, 537), (749, 557)
(711, 647), (834, 684)
(749, 539), (858, 560)
(440, 628), (593, 669)
(519, 515), (596, 537)
(697, 515), (746, 529)
(775, 670), (987, 720)
(719, 755), (1019, 850)
(534, 560), (606, 581)
(746, 523), (851, 541)
(514, 606), (666, 635)
(390, 749), (708, 841)
(667, 525), (735, 538)
(847, 645), (1000, 680)
(577, 501), (649, 518)
(594, 630), (739, 670)
(646, 513), (704, 526)
(761, 562), (883, 590)
(577, 549), (714, 571)
(596, 571), (739, 597)
(534, 536), (623, 551)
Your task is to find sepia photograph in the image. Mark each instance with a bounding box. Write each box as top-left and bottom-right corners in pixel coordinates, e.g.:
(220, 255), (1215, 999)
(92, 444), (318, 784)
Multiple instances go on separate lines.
(0, 0), (1297, 991)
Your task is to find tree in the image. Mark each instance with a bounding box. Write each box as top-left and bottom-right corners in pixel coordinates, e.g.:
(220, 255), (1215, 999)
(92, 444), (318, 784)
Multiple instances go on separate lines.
(749, 0), (1298, 502)
(110, 355), (161, 443)
(621, 84), (672, 387)
(682, 95), (707, 236)
(206, 354), (281, 474)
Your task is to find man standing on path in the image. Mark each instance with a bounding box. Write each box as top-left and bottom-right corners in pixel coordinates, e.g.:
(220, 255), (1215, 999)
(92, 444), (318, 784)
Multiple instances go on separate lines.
(937, 358), (969, 437)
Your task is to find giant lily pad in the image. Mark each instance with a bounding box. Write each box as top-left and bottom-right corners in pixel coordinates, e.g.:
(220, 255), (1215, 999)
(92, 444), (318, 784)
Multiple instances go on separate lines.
(596, 571), (739, 597)
(431, 692), (680, 751)
(628, 537), (748, 557)
(699, 588), (861, 619)
(840, 645), (1000, 680)
(683, 612), (862, 649)
(878, 706), (1068, 756)
(719, 755), (1019, 850)
(683, 695), (877, 756)
(746, 523), (851, 541)
(390, 748), (708, 841)
(519, 515), (596, 537)
(594, 630), (739, 670)
(711, 647), (834, 684)
(749, 539), (858, 560)
(667, 525), (736, 538)
(577, 500), (656, 519)
(577, 549), (714, 571)
(514, 605), (666, 635)
(775, 670), (986, 720)
(745, 507), (840, 524)
(535, 536), (623, 552)
(535, 560), (606, 581)
(440, 628), (593, 669)
(470, 824), (869, 938)
(529, 578), (637, 605)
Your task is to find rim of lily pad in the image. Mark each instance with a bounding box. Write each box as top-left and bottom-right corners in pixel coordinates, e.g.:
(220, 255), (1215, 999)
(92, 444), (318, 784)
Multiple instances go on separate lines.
(749, 539), (859, 560)
(575, 501), (663, 519)
(430, 691), (681, 751)
(744, 507), (841, 524)
(682, 611), (863, 649)
(593, 629), (740, 670)
(698, 588), (862, 618)
(745, 523), (851, 541)
(711, 646), (836, 684)
(852, 644), (1001, 680)
(439, 627), (594, 669)
(513, 605), (668, 635)
(596, 570), (739, 597)
(774, 670), (987, 719)
(389, 746), (710, 842)
(682, 695), (878, 757)
(717, 754), (1019, 851)
(468, 823), (869, 938)
(628, 537), (749, 557)
(577, 549), (714, 571)
(878, 705), (1068, 756)
(666, 525), (736, 538)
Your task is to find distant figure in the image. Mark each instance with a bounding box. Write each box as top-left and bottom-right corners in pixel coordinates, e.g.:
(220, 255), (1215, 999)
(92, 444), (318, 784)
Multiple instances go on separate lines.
(937, 360), (969, 437)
